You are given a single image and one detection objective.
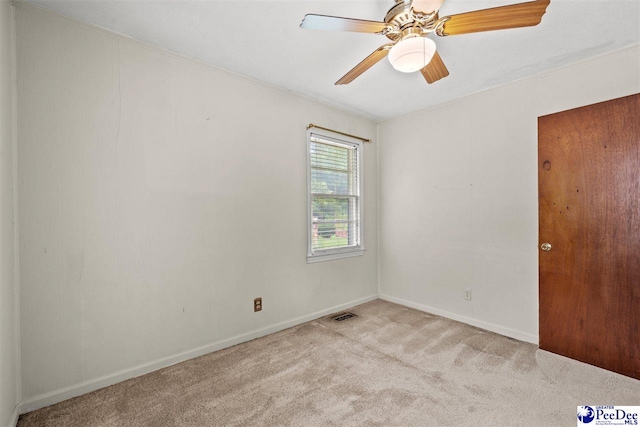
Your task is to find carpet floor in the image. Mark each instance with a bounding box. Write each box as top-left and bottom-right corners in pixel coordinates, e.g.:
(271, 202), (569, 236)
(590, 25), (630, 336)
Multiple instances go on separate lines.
(18, 299), (640, 426)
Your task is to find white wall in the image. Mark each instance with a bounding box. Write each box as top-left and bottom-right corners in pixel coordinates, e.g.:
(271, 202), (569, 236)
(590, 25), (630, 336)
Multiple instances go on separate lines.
(0, 0), (19, 426)
(378, 44), (640, 343)
(15, 6), (378, 410)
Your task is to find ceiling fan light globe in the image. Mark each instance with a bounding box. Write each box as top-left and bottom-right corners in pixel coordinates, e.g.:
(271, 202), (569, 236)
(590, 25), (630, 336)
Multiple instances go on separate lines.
(388, 37), (436, 73)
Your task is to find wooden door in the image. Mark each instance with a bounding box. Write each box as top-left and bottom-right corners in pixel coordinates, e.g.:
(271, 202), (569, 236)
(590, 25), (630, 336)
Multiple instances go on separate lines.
(538, 93), (640, 379)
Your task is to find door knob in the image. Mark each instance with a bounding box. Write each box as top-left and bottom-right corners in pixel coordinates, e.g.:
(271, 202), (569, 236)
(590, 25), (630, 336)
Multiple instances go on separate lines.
(540, 243), (552, 251)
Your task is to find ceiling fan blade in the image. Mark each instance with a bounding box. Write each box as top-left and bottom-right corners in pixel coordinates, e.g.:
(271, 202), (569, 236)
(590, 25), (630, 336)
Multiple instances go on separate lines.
(438, 0), (550, 36)
(336, 44), (393, 85)
(411, 0), (445, 15)
(420, 51), (449, 84)
(301, 14), (392, 34)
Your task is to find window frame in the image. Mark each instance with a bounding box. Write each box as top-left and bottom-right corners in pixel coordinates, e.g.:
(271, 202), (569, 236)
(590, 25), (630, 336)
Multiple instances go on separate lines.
(306, 128), (365, 263)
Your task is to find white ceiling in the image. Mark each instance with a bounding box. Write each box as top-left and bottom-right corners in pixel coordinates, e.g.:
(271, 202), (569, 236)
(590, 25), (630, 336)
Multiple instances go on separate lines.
(23, 0), (640, 121)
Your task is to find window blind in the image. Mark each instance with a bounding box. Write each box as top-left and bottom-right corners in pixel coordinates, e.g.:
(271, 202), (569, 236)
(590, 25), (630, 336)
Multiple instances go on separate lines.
(309, 134), (361, 252)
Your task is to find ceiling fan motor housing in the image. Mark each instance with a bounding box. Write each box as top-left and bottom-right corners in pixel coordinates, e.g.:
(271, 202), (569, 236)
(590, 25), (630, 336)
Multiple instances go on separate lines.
(384, 0), (439, 41)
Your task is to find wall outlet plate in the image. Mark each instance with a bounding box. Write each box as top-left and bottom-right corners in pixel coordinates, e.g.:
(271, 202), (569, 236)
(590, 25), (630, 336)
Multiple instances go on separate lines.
(464, 290), (472, 301)
(254, 297), (262, 312)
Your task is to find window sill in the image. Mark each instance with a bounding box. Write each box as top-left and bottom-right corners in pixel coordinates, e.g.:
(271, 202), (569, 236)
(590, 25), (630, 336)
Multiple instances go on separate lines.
(307, 248), (366, 264)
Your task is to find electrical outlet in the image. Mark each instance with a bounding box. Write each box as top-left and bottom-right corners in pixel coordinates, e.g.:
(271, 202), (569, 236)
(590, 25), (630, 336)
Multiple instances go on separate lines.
(254, 297), (262, 312)
(464, 289), (472, 301)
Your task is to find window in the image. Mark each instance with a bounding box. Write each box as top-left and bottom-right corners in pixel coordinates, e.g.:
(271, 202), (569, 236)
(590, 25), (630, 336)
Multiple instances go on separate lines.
(307, 129), (364, 263)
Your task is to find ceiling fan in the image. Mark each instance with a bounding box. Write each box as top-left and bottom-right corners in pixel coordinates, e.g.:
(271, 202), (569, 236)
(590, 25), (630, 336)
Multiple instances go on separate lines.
(300, 0), (550, 85)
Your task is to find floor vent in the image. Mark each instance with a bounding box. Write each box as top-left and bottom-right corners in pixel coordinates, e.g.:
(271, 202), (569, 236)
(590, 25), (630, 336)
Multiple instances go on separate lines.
(332, 312), (357, 322)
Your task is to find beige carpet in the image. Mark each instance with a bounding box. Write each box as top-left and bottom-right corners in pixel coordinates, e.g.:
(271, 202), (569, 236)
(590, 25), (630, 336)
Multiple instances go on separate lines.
(18, 300), (640, 426)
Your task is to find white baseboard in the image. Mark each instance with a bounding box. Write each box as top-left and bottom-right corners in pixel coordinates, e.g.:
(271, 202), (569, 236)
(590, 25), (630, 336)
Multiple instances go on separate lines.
(18, 294), (378, 415)
(379, 294), (538, 345)
(7, 406), (18, 427)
